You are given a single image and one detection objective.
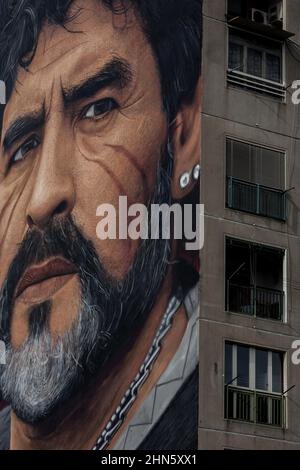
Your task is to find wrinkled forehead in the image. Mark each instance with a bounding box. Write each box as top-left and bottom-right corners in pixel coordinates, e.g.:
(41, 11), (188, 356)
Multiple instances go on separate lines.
(3, 0), (149, 127)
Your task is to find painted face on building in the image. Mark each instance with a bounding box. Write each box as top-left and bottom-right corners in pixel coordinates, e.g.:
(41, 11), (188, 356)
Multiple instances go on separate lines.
(0, 0), (201, 426)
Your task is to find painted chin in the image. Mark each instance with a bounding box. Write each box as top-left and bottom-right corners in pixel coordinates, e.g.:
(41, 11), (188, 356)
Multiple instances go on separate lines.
(10, 274), (81, 348)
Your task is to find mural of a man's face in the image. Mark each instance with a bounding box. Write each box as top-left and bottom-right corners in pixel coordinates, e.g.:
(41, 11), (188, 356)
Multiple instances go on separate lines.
(0, 0), (173, 423)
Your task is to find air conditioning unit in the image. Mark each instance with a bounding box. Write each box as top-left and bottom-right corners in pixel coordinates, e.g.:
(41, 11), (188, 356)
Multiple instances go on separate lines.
(268, 3), (283, 24)
(251, 8), (268, 25)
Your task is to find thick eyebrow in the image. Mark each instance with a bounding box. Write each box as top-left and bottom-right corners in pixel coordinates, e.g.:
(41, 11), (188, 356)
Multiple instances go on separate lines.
(2, 58), (132, 153)
(3, 110), (45, 153)
(63, 57), (133, 104)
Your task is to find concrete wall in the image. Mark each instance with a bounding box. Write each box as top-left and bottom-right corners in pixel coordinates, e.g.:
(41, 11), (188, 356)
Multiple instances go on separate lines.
(200, 0), (300, 449)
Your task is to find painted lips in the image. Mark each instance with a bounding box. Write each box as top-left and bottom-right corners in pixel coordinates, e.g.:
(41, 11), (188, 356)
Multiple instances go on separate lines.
(15, 257), (78, 304)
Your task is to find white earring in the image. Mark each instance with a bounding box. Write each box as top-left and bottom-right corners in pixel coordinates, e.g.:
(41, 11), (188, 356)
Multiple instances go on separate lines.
(180, 172), (190, 189)
(193, 164), (201, 181)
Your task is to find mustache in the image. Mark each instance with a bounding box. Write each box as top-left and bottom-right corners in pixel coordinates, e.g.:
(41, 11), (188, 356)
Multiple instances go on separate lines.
(0, 216), (112, 342)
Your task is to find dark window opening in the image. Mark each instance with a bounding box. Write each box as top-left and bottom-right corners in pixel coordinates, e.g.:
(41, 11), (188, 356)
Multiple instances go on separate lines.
(228, 0), (283, 27)
(225, 238), (285, 321)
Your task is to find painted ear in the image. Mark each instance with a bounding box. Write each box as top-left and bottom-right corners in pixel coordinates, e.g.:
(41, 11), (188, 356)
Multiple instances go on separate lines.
(171, 78), (202, 200)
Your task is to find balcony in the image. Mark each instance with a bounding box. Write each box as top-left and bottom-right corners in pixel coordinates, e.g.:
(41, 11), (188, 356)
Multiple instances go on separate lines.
(226, 176), (287, 221)
(227, 69), (286, 100)
(227, 282), (284, 321)
(225, 386), (285, 427)
(227, 16), (294, 42)
(227, 0), (294, 41)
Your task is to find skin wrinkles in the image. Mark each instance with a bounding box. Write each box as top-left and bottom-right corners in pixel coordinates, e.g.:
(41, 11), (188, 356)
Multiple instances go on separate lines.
(76, 142), (135, 239)
(74, 142), (142, 273)
(13, 41), (92, 104)
(104, 144), (149, 198)
(76, 132), (150, 203)
(25, 17), (93, 75)
(75, 100), (166, 204)
(73, 86), (163, 203)
(30, 42), (91, 76)
(0, 170), (31, 249)
(0, 0), (171, 394)
(76, 140), (127, 196)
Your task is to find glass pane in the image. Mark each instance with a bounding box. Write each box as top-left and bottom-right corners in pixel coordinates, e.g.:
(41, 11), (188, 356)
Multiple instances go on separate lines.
(237, 345), (249, 388)
(231, 140), (251, 181)
(266, 53), (281, 83)
(257, 148), (285, 190)
(225, 343), (233, 384)
(272, 352), (283, 393)
(256, 349), (268, 391)
(247, 48), (262, 77)
(229, 42), (244, 71)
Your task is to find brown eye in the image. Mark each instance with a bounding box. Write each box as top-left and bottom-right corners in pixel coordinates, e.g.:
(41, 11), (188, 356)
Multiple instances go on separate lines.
(10, 137), (40, 166)
(83, 98), (118, 120)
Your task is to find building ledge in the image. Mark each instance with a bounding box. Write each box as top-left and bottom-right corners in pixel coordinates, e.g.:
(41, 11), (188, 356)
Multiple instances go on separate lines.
(227, 15), (295, 41)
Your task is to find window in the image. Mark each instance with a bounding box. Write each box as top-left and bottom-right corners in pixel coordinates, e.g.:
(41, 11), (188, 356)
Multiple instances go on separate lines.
(227, 29), (285, 99)
(226, 138), (286, 221)
(228, 31), (282, 83)
(227, 1), (291, 40)
(225, 238), (285, 321)
(225, 342), (285, 427)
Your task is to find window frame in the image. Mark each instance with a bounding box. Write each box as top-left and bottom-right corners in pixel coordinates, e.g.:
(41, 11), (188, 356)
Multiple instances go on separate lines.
(228, 31), (283, 84)
(226, 342), (284, 396)
(226, 136), (286, 190)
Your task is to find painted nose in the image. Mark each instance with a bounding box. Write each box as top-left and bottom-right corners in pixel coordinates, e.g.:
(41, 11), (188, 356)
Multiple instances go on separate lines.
(26, 136), (75, 229)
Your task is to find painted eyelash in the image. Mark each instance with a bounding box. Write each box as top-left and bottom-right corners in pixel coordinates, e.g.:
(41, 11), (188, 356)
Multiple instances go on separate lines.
(8, 136), (40, 169)
(80, 98), (119, 120)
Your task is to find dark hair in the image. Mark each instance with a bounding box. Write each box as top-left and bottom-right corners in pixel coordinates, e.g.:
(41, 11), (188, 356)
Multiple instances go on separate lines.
(0, 0), (202, 121)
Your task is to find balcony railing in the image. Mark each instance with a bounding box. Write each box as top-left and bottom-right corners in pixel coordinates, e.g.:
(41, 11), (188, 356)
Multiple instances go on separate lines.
(227, 176), (287, 221)
(227, 69), (286, 100)
(227, 282), (284, 321)
(225, 386), (285, 428)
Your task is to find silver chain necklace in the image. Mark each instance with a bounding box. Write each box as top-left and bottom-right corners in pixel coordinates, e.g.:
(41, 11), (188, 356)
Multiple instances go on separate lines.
(92, 289), (183, 450)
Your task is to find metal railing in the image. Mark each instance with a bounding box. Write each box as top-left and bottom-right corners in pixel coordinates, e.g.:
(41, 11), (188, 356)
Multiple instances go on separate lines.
(227, 282), (284, 321)
(227, 69), (286, 100)
(225, 386), (285, 428)
(227, 177), (286, 221)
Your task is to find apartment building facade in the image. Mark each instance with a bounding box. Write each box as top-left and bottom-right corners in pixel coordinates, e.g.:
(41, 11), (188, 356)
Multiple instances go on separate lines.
(200, 0), (300, 449)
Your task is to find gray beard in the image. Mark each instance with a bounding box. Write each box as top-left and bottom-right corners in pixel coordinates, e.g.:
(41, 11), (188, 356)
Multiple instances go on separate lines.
(0, 296), (101, 423)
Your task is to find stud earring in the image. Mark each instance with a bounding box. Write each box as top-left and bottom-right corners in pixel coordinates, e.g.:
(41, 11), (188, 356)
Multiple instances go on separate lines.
(192, 164), (201, 181)
(180, 171), (190, 189)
